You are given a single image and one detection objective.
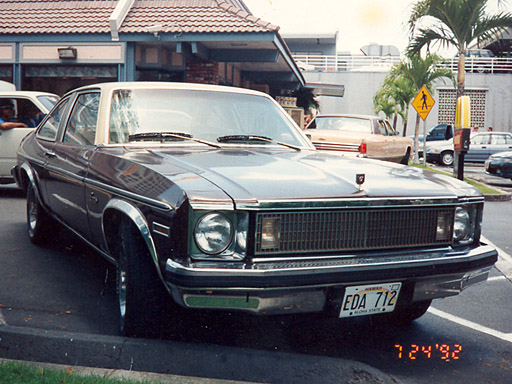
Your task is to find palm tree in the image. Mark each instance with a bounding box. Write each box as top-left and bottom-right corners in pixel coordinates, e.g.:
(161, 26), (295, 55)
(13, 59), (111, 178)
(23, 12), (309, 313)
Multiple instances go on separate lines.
(407, 0), (512, 98)
(373, 88), (396, 122)
(389, 54), (454, 162)
(378, 75), (418, 136)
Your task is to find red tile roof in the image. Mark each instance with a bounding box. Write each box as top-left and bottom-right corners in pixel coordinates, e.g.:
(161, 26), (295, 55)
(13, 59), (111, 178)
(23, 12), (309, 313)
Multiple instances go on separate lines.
(0, 0), (117, 34)
(0, 0), (278, 35)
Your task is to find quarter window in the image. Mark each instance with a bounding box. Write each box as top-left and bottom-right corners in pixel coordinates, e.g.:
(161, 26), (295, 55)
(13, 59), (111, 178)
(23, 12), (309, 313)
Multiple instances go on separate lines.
(37, 97), (71, 141)
(63, 93), (100, 146)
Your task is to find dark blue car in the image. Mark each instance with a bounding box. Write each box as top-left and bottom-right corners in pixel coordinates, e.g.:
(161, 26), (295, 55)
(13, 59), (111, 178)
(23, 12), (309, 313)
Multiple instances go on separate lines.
(485, 151), (512, 179)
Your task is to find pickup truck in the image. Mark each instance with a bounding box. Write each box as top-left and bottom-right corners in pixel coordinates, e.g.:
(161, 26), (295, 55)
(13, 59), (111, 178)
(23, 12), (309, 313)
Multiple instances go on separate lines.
(414, 123), (454, 158)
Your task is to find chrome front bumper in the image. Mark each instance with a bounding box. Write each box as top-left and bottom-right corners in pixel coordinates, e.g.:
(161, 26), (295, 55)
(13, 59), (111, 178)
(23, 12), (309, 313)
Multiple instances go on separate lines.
(164, 245), (497, 315)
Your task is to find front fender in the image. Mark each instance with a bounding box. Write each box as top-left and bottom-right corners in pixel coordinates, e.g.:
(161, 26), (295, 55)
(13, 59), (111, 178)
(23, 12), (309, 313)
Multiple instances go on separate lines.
(102, 198), (164, 282)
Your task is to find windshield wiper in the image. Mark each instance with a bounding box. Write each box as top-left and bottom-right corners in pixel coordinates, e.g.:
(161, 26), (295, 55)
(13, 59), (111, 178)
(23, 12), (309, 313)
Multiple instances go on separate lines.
(128, 132), (221, 148)
(216, 135), (301, 151)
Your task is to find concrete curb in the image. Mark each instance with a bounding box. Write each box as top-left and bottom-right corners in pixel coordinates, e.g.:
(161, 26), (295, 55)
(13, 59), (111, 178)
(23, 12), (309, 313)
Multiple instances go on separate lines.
(484, 191), (511, 201)
(462, 176), (511, 201)
(0, 325), (400, 384)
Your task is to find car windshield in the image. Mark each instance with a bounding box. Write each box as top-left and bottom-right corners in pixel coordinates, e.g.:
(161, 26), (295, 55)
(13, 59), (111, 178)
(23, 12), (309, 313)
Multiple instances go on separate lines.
(108, 89), (307, 147)
(311, 116), (372, 133)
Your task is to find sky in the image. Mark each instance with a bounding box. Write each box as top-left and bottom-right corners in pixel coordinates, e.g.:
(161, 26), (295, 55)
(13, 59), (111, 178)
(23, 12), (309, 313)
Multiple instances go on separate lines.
(242, 0), (511, 56)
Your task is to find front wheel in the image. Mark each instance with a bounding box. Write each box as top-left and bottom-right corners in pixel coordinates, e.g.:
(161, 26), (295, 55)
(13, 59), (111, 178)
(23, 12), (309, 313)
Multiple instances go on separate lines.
(26, 182), (53, 245)
(440, 151), (454, 166)
(117, 219), (174, 337)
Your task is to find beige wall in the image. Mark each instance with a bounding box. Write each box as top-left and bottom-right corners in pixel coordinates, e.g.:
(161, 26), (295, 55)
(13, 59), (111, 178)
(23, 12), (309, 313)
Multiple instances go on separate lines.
(20, 44), (124, 62)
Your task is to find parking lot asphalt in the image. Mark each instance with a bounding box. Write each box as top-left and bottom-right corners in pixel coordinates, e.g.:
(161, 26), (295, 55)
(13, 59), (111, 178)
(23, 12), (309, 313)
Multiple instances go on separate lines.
(1, 163), (510, 384)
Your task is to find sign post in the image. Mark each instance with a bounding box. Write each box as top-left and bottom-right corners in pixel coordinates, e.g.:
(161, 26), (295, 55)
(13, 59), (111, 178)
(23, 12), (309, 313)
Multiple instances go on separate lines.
(411, 85), (435, 163)
(453, 96), (471, 180)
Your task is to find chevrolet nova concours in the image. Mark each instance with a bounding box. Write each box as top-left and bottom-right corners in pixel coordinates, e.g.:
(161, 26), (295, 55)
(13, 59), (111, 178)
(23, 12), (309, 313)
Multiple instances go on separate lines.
(13, 82), (497, 337)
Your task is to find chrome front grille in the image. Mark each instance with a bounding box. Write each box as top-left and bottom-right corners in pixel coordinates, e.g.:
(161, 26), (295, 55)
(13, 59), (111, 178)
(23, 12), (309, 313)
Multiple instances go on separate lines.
(255, 207), (454, 255)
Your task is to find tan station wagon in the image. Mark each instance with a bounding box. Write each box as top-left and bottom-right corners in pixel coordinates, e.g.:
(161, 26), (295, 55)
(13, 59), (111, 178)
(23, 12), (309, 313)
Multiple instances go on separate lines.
(305, 114), (413, 164)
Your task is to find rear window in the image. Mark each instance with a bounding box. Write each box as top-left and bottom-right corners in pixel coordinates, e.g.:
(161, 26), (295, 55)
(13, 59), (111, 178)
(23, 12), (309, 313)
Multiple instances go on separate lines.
(309, 117), (372, 134)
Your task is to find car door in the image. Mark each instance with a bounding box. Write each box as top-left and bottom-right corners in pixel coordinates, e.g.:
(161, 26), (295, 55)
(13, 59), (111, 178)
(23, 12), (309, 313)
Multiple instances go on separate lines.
(376, 119), (398, 160)
(488, 133), (512, 158)
(44, 91), (100, 239)
(466, 133), (491, 162)
(0, 97), (41, 180)
(30, 96), (73, 207)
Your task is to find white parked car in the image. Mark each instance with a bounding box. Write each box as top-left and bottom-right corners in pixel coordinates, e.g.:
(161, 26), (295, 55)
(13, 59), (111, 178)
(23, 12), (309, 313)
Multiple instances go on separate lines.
(0, 91), (59, 184)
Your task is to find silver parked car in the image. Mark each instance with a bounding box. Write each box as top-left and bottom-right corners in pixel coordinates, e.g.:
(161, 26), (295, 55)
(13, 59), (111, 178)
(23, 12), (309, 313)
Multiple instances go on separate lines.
(426, 132), (512, 166)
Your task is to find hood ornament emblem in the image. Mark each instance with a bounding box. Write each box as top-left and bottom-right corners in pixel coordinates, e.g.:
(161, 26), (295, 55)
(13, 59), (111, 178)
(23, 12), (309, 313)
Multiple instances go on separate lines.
(356, 173), (365, 191)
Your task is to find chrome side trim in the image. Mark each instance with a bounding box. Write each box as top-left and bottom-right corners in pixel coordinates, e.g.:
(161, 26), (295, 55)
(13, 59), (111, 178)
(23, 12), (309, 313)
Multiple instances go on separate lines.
(58, 218), (116, 264)
(153, 222), (170, 238)
(19, 162), (37, 190)
(86, 178), (172, 211)
(189, 201), (235, 210)
(102, 199), (165, 282)
(19, 163), (45, 207)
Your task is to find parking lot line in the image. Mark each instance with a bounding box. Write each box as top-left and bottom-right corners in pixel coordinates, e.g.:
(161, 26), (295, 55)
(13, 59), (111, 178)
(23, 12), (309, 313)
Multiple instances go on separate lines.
(481, 235), (512, 281)
(487, 276), (507, 282)
(428, 307), (512, 344)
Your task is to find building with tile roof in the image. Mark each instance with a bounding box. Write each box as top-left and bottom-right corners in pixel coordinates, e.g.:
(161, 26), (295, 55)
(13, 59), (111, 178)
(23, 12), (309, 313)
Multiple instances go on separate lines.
(0, 0), (305, 96)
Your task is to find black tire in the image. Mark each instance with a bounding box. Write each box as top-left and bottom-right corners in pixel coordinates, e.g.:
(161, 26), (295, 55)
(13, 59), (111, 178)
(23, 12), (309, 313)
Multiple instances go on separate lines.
(117, 219), (173, 337)
(381, 300), (432, 326)
(440, 151), (454, 166)
(400, 147), (411, 165)
(26, 182), (53, 245)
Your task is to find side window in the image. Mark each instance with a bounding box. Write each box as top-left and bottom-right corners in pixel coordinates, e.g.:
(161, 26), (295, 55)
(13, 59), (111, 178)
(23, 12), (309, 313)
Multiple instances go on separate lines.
(63, 92), (100, 146)
(471, 134), (490, 145)
(377, 120), (390, 136)
(491, 135), (507, 145)
(37, 97), (71, 141)
(431, 127), (444, 139)
(384, 120), (397, 136)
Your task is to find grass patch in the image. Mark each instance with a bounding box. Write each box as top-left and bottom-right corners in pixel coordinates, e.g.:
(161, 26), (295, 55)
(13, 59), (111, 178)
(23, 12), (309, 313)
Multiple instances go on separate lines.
(0, 360), (164, 384)
(410, 163), (502, 195)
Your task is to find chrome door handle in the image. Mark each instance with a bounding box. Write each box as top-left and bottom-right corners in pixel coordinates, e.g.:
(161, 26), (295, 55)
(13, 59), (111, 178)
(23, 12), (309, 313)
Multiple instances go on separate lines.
(44, 151), (56, 158)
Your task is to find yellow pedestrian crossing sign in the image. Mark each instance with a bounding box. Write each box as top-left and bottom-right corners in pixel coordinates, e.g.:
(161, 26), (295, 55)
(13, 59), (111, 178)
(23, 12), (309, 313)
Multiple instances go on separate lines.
(412, 85), (435, 121)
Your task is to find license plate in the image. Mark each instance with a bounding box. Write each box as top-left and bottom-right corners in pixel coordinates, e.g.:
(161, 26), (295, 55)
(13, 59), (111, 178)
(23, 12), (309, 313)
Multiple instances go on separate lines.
(339, 282), (402, 318)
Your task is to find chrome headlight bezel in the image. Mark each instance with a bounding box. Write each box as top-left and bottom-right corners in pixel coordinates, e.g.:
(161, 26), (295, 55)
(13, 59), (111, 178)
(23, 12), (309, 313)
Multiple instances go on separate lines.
(191, 210), (248, 260)
(194, 212), (233, 255)
(452, 204), (480, 245)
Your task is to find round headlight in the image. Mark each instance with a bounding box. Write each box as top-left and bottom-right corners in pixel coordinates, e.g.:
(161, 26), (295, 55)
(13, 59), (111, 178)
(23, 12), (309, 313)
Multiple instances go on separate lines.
(194, 213), (233, 255)
(453, 207), (471, 241)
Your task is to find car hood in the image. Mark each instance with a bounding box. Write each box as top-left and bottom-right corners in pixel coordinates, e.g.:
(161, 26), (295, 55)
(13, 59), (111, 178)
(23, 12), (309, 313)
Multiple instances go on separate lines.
(135, 147), (480, 208)
(490, 151), (512, 159)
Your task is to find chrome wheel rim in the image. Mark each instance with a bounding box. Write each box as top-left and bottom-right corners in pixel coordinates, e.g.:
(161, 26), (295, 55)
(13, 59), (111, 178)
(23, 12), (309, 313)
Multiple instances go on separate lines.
(28, 195), (37, 233)
(442, 152), (453, 166)
(118, 267), (127, 321)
